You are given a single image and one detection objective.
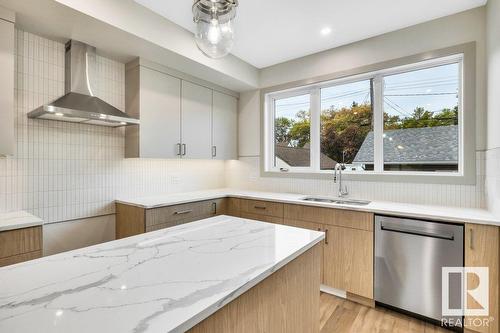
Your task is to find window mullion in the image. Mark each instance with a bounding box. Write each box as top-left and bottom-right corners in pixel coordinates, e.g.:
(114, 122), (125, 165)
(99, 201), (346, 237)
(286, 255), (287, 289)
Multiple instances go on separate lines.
(268, 96), (276, 171)
(310, 88), (320, 171)
(373, 76), (384, 173)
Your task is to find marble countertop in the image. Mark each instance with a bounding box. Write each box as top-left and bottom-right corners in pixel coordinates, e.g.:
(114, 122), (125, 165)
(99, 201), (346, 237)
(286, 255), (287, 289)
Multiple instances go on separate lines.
(0, 215), (324, 333)
(116, 188), (500, 227)
(0, 211), (43, 232)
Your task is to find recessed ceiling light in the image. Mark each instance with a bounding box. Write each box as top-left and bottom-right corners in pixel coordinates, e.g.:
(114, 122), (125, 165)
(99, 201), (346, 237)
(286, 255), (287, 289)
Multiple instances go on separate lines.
(320, 27), (332, 36)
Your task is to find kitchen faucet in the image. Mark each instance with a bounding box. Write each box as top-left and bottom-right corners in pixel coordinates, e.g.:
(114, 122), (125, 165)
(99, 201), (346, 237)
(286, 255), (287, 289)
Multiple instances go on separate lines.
(333, 163), (348, 197)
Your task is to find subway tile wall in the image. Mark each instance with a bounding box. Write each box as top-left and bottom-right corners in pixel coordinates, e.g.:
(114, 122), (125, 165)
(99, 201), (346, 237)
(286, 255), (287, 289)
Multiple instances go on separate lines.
(226, 154), (486, 208)
(0, 30), (226, 224)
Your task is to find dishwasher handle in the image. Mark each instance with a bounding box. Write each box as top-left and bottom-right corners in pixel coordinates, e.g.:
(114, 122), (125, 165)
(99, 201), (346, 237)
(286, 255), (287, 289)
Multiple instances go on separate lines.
(380, 224), (455, 241)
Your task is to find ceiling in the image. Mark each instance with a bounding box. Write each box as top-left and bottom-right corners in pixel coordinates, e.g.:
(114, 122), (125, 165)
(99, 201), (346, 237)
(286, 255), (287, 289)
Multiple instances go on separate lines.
(135, 0), (486, 69)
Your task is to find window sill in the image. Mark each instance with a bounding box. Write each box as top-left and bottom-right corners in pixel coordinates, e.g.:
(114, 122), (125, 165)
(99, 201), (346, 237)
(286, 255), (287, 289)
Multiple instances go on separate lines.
(261, 169), (476, 185)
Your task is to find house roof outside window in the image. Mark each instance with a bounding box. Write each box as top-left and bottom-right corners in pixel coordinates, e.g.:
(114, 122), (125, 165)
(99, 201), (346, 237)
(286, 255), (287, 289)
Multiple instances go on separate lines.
(275, 143), (337, 169)
(353, 125), (458, 165)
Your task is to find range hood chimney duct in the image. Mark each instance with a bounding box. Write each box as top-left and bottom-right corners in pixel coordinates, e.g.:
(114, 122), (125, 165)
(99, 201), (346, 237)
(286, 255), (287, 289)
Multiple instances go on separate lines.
(28, 40), (139, 127)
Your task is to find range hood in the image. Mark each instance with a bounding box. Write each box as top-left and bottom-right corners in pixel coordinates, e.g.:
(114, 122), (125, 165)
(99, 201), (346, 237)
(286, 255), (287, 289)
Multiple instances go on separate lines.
(28, 40), (139, 127)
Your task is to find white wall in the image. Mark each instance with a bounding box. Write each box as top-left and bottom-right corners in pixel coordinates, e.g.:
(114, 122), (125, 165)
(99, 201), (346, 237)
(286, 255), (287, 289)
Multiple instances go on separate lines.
(486, 0), (500, 216)
(0, 30), (226, 254)
(238, 90), (260, 157)
(228, 8), (487, 208)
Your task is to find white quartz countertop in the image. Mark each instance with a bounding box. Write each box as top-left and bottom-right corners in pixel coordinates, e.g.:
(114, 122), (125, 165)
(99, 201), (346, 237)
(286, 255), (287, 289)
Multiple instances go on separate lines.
(116, 188), (500, 227)
(0, 215), (324, 333)
(0, 211), (43, 232)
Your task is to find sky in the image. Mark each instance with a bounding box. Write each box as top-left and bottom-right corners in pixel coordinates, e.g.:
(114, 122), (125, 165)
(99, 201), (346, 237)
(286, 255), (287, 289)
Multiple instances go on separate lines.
(274, 62), (459, 121)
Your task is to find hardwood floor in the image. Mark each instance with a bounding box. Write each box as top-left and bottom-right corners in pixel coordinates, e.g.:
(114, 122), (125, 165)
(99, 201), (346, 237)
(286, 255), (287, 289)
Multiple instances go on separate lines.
(320, 293), (451, 333)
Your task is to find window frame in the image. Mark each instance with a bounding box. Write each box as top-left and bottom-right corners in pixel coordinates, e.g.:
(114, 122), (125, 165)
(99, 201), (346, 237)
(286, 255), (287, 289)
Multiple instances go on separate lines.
(261, 43), (476, 184)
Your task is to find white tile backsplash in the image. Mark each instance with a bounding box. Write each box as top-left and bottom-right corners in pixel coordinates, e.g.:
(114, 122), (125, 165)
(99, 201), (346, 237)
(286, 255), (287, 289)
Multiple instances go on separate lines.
(226, 154), (486, 208)
(0, 30), (226, 224)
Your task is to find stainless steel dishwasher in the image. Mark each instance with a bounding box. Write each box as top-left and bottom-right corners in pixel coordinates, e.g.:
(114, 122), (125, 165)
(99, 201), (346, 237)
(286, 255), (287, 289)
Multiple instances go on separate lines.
(375, 215), (463, 325)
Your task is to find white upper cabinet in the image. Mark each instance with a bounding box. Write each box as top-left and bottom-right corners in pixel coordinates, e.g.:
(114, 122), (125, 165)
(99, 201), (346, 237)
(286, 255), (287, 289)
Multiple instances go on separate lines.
(181, 81), (212, 159)
(212, 91), (238, 160)
(125, 66), (181, 158)
(0, 9), (14, 156)
(142, 68), (181, 159)
(125, 60), (238, 160)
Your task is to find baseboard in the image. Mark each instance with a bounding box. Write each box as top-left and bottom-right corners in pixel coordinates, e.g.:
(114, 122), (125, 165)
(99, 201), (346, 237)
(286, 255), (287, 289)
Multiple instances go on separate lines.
(320, 285), (375, 308)
(320, 285), (346, 298)
(346, 292), (375, 308)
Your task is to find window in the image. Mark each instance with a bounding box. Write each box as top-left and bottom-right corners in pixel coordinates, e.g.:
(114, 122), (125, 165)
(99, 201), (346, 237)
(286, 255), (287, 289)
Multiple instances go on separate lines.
(273, 94), (311, 169)
(382, 63), (459, 172)
(265, 54), (464, 177)
(320, 80), (373, 171)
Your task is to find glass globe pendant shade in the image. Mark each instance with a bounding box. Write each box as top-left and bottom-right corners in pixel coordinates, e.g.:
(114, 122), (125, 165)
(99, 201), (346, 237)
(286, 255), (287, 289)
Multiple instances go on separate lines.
(193, 0), (238, 59)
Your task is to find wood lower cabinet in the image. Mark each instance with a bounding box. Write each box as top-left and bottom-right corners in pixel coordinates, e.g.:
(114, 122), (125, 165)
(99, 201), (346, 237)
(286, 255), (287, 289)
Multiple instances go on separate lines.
(284, 204), (374, 302)
(464, 223), (499, 333)
(323, 226), (373, 299)
(0, 226), (42, 267)
(116, 199), (227, 239)
(286, 219), (324, 282)
(225, 198), (241, 217)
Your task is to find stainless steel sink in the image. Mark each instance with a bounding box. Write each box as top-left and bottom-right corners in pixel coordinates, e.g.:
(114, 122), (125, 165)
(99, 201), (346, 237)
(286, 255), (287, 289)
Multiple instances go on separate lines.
(301, 197), (371, 206)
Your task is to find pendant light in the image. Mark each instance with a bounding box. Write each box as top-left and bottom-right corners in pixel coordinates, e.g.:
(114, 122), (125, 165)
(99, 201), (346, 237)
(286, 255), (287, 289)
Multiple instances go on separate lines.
(192, 0), (238, 59)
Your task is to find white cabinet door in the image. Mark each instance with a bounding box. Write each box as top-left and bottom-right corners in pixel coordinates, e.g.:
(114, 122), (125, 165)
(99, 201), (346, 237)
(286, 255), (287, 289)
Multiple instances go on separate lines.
(181, 81), (212, 159)
(140, 67), (181, 158)
(0, 18), (14, 156)
(212, 91), (237, 160)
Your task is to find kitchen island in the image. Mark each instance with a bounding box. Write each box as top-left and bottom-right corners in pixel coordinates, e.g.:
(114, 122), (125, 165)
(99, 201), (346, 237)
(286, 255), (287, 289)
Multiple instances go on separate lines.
(0, 215), (324, 333)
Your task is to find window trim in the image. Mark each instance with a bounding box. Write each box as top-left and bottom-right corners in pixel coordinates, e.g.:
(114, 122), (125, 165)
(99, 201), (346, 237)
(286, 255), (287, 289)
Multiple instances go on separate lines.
(261, 43), (476, 185)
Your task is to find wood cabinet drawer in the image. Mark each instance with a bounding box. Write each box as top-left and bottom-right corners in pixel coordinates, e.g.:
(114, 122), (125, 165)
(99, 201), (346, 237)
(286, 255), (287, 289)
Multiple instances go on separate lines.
(285, 204), (373, 231)
(0, 250), (42, 267)
(284, 219), (322, 232)
(146, 220), (183, 233)
(330, 210), (373, 231)
(284, 204), (334, 224)
(240, 199), (283, 218)
(0, 227), (42, 258)
(240, 212), (283, 224)
(146, 200), (217, 227)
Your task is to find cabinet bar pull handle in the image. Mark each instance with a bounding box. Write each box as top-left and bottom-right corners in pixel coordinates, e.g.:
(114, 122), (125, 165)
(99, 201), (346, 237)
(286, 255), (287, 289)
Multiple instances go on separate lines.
(176, 143), (181, 156)
(470, 228), (474, 250)
(325, 229), (329, 245)
(174, 209), (193, 215)
(212, 146), (217, 157)
(254, 206), (266, 210)
(182, 144), (187, 156)
(212, 202), (217, 214)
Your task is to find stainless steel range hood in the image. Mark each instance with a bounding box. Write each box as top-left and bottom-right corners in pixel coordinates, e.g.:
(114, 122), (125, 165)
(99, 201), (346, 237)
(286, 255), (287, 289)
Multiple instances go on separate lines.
(28, 40), (139, 127)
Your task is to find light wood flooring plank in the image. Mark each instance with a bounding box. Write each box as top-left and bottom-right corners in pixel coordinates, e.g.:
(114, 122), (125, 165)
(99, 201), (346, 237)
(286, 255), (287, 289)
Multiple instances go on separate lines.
(320, 293), (451, 333)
